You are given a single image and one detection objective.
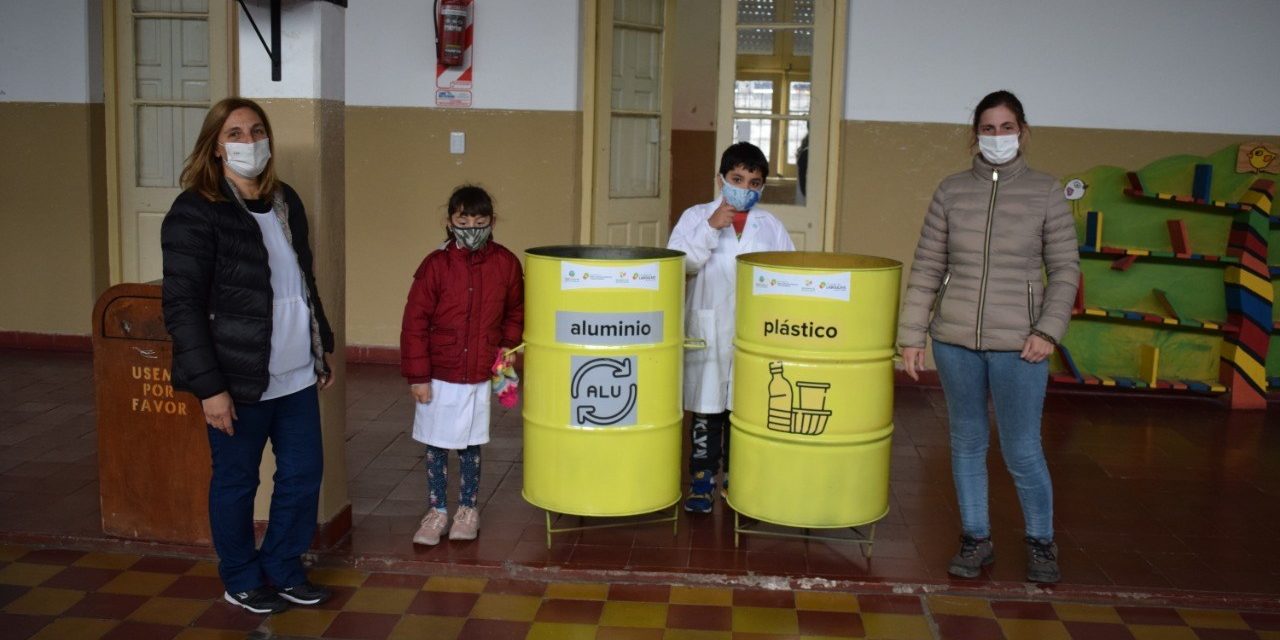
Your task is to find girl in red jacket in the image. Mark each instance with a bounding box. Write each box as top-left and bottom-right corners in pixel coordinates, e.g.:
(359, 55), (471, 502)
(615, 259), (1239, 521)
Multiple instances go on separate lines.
(401, 185), (525, 545)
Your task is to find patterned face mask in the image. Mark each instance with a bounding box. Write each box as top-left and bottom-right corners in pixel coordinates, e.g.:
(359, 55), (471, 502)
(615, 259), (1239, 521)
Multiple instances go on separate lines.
(452, 225), (492, 251)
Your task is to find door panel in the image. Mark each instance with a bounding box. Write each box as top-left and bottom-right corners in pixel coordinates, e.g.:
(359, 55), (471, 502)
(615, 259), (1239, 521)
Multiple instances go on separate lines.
(592, 0), (675, 247)
(717, 0), (832, 251)
(115, 0), (229, 282)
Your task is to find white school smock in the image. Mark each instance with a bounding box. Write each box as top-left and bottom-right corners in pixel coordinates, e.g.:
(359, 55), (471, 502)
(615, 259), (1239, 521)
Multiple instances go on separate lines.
(249, 208), (317, 400)
(412, 379), (491, 449)
(666, 198), (795, 414)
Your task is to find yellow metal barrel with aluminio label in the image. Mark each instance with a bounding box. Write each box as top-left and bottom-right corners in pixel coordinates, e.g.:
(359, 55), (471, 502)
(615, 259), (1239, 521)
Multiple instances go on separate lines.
(727, 251), (902, 528)
(522, 246), (686, 516)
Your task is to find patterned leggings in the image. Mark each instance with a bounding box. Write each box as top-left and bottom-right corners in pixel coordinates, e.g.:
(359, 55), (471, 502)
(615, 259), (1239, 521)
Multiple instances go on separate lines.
(425, 445), (482, 510)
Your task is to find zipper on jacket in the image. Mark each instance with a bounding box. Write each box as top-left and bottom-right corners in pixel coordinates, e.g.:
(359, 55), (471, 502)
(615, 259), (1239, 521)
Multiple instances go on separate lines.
(975, 169), (1000, 350)
(932, 272), (952, 316)
(1026, 281), (1038, 327)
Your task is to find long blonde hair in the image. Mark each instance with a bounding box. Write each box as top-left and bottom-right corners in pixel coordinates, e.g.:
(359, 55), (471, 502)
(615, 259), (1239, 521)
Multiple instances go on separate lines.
(180, 97), (280, 201)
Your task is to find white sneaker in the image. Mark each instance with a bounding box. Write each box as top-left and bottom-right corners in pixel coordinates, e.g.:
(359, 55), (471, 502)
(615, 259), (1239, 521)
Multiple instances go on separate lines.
(413, 509), (449, 545)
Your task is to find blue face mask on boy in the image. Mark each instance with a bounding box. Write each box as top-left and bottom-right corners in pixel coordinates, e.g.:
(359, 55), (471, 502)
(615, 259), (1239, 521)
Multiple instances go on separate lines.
(721, 181), (763, 212)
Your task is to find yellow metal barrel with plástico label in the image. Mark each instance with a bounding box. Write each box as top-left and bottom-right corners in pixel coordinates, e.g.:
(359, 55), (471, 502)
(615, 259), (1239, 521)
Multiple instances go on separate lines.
(522, 246), (686, 517)
(727, 252), (902, 528)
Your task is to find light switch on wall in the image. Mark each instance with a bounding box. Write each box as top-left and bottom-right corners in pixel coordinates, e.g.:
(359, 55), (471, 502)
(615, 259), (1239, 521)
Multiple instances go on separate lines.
(450, 131), (465, 154)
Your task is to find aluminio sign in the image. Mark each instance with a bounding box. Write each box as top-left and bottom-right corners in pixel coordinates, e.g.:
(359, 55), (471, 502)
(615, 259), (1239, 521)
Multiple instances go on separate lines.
(556, 311), (664, 345)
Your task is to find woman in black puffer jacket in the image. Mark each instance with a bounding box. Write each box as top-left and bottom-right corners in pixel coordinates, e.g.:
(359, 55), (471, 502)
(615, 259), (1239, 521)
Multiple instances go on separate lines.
(161, 97), (334, 615)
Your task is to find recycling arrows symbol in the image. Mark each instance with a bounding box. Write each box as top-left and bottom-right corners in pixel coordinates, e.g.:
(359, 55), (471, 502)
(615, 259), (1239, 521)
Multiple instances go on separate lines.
(570, 356), (638, 426)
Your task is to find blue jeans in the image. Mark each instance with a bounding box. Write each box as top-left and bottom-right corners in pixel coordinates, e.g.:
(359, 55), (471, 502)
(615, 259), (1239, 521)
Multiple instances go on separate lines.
(932, 341), (1053, 540)
(206, 385), (323, 592)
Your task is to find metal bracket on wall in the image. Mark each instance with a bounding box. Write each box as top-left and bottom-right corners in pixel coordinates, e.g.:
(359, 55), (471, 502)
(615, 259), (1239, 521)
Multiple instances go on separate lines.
(236, 0), (282, 81)
(235, 0), (348, 82)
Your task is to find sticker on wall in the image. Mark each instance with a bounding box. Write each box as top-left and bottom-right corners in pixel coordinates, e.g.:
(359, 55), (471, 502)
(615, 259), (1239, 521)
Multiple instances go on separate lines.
(752, 267), (850, 301)
(1064, 178), (1087, 200)
(1237, 142), (1279, 174)
(765, 361), (831, 436)
(560, 261), (659, 290)
(570, 355), (637, 427)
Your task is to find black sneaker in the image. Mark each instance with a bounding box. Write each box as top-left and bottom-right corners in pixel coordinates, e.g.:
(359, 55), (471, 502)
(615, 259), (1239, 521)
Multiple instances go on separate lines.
(224, 588), (289, 614)
(1025, 536), (1061, 583)
(279, 581), (332, 606)
(947, 534), (995, 578)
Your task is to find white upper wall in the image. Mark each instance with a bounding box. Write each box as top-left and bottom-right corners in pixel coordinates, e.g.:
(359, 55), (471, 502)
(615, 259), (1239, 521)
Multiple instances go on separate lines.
(238, 0), (346, 100)
(845, 0), (1280, 134)
(0, 0), (102, 103)
(345, 0), (580, 110)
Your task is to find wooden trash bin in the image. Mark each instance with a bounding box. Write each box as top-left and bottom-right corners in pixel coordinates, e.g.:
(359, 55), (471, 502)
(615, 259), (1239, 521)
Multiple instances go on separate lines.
(93, 282), (211, 545)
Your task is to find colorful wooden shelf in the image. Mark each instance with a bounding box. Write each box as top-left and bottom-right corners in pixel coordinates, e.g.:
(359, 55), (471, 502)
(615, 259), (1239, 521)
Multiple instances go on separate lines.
(1078, 245), (1240, 266)
(1124, 172), (1256, 212)
(1073, 305), (1234, 333)
(1049, 372), (1226, 393)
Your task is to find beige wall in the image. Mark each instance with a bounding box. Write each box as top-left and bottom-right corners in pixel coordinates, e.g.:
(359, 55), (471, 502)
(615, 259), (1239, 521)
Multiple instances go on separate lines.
(345, 107), (582, 347)
(0, 102), (107, 335)
(836, 120), (1262, 260)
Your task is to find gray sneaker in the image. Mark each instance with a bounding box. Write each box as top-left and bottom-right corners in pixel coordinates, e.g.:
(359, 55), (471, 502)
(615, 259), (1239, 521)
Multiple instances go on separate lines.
(1025, 537), (1060, 583)
(947, 534), (994, 578)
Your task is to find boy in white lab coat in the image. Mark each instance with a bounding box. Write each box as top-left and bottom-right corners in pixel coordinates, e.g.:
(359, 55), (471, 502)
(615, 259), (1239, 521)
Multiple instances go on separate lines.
(667, 142), (795, 513)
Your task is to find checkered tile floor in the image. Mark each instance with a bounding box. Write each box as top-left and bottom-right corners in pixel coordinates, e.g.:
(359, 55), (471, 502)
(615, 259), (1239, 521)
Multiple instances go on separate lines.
(2, 545), (1278, 639)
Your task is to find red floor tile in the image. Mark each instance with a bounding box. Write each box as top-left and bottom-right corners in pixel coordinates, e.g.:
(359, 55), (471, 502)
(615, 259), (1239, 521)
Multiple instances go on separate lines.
(455, 618), (531, 640)
(1115, 605), (1191, 625)
(989, 599), (1059, 619)
(360, 572), (428, 590)
(797, 610), (864, 637)
(534, 598), (605, 623)
(1241, 611), (1280, 630)
(101, 621), (182, 640)
(64, 592), (148, 619)
(41, 566), (119, 591)
(407, 590), (479, 616)
(159, 575), (224, 600)
(322, 611), (399, 639)
(1193, 630), (1265, 640)
(0, 612), (54, 640)
(606, 584), (670, 602)
(933, 614), (1006, 640)
(856, 594), (925, 614)
(1063, 621), (1137, 640)
(129, 557), (197, 574)
(482, 578), (547, 597)
(667, 604), (733, 630)
(732, 588), (795, 608)
(595, 628), (666, 640)
(191, 601), (268, 631)
(17, 548), (85, 565)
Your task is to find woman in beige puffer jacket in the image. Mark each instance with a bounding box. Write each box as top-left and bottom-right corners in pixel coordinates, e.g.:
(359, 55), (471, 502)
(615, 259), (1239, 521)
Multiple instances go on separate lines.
(899, 91), (1079, 585)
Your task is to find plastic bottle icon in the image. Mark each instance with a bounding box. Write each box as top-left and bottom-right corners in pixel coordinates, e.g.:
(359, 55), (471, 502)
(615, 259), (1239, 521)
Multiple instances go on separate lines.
(767, 361), (793, 432)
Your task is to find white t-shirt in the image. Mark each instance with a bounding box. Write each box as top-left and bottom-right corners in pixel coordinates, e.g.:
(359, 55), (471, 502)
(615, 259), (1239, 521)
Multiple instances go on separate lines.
(249, 208), (317, 400)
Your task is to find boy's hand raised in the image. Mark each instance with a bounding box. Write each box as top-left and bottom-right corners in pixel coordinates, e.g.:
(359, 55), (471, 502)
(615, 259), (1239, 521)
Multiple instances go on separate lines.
(708, 201), (737, 230)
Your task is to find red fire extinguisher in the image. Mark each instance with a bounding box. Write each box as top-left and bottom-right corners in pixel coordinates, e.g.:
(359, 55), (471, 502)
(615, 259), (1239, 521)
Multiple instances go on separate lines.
(436, 0), (469, 67)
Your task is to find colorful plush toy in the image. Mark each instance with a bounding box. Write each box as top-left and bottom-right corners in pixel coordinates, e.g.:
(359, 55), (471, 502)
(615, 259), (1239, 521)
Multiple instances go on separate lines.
(491, 348), (520, 408)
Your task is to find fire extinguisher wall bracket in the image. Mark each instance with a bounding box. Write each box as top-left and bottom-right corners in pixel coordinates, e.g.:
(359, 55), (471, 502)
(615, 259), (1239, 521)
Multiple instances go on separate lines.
(435, 0), (469, 68)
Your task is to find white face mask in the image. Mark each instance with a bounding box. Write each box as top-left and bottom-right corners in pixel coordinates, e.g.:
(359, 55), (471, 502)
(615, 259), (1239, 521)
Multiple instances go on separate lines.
(220, 138), (271, 179)
(978, 134), (1019, 165)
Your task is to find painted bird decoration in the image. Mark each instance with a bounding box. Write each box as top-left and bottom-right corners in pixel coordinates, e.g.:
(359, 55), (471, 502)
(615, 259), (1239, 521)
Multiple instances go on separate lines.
(1236, 142), (1280, 174)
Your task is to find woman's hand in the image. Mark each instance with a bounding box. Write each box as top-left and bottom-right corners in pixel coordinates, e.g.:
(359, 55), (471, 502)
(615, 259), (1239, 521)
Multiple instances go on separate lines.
(411, 383), (433, 404)
(202, 392), (238, 435)
(901, 346), (926, 381)
(1021, 334), (1055, 363)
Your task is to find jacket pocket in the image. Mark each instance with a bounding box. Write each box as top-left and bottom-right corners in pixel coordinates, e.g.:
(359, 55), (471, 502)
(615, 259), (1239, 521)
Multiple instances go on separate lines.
(428, 328), (462, 368)
(931, 272), (952, 317)
(1026, 281), (1040, 327)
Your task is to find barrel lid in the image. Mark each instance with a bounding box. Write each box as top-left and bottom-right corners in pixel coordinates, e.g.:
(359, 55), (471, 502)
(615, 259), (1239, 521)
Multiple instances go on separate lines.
(527, 245), (684, 261)
(738, 251), (901, 271)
